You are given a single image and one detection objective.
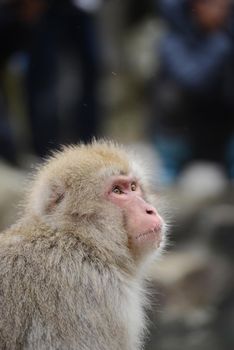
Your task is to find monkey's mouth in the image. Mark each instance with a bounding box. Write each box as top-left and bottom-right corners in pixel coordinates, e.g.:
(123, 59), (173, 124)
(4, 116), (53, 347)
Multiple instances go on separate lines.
(136, 226), (162, 245)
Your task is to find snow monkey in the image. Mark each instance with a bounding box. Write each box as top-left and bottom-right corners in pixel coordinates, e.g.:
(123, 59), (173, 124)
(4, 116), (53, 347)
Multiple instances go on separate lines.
(0, 140), (167, 350)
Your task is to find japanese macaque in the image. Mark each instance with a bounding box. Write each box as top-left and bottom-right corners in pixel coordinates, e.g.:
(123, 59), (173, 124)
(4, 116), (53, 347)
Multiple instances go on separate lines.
(0, 140), (167, 350)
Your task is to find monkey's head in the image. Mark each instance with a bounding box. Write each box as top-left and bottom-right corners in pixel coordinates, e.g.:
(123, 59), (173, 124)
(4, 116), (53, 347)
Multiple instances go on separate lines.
(27, 141), (166, 263)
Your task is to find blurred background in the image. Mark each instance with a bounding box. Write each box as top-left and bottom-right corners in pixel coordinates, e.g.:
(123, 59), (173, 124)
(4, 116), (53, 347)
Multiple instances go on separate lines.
(0, 0), (234, 349)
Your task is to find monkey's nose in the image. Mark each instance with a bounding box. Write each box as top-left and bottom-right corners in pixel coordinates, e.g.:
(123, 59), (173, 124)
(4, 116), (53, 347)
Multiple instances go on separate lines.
(146, 206), (157, 216)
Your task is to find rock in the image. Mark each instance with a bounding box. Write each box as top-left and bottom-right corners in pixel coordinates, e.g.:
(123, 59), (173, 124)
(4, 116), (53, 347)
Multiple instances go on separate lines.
(197, 204), (234, 258)
(149, 248), (232, 326)
(178, 162), (227, 199)
(146, 247), (233, 350)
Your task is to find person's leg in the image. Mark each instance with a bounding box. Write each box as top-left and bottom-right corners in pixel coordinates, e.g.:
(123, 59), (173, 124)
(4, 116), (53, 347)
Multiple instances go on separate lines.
(26, 10), (59, 158)
(224, 105), (234, 179)
(226, 135), (234, 179)
(150, 77), (192, 184)
(0, 111), (17, 165)
(70, 8), (100, 142)
(189, 95), (229, 163)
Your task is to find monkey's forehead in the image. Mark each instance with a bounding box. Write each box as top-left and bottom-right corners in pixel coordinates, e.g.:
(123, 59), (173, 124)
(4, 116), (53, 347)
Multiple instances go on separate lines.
(38, 142), (138, 182)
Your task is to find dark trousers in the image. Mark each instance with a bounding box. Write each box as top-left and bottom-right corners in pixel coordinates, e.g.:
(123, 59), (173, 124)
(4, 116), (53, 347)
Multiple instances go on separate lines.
(151, 77), (234, 176)
(0, 3), (100, 160)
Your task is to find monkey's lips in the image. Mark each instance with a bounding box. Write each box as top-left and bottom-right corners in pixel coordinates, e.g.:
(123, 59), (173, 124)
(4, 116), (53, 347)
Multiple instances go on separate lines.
(136, 224), (162, 247)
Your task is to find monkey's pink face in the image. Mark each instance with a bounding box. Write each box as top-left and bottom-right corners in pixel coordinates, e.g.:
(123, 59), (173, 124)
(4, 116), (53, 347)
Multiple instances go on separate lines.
(106, 176), (164, 253)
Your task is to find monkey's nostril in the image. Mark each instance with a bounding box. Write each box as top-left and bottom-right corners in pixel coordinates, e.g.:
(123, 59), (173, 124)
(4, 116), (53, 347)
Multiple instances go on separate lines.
(146, 209), (155, 215)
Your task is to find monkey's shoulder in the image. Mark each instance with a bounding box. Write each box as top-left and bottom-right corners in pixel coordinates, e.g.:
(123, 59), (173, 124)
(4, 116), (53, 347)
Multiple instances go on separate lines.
(0, 225), (112, 278)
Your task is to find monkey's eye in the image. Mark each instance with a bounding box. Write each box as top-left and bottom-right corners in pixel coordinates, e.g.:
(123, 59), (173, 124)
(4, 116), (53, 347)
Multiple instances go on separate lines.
(112, 186), (122, 194)
(131, 182), (137, 191)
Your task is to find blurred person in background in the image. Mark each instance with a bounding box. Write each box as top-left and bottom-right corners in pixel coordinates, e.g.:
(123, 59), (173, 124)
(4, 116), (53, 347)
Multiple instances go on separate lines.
(0, 0), (34, 165)
(151, 0), (234, 184)
(0, 93), (18, 166)
(0, 0), (101, 162)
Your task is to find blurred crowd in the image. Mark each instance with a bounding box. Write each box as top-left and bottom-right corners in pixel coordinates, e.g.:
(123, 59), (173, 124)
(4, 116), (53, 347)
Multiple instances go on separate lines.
(153, 0), (234, 183)
(0, 0), (234, 183)
(0, 0), (101, 162)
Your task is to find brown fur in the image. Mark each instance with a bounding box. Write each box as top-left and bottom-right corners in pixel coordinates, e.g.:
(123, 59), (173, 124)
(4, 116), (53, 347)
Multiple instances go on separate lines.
(0, 140), (165, 350)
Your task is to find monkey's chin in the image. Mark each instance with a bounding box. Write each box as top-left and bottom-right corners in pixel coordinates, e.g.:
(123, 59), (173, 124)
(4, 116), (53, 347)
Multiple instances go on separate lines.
(135, 229), (162, 249)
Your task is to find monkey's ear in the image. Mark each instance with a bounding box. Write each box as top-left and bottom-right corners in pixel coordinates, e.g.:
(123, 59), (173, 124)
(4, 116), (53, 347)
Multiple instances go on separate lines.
(45, 183), (65, 214)
(31, 179), (66, 216)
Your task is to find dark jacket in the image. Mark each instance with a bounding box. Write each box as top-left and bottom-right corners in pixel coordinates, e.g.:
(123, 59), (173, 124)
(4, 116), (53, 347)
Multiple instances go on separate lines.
(159, 0), (234, 91)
